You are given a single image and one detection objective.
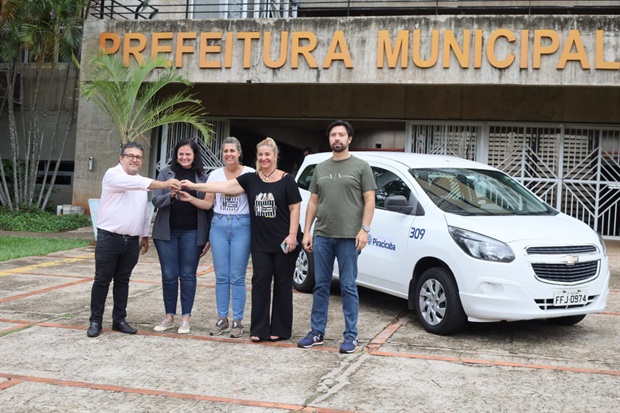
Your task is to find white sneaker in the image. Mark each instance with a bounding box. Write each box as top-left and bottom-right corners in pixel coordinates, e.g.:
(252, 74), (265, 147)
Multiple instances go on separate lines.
(154, 317), (174, 332)
(178, 320), (190, 334)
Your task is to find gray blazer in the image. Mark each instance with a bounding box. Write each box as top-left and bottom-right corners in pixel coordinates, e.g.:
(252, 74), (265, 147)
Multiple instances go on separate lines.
(151, 166), (211, 245)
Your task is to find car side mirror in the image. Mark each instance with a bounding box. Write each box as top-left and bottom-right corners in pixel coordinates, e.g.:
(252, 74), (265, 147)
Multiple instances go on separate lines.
(384, 195), (414, 214)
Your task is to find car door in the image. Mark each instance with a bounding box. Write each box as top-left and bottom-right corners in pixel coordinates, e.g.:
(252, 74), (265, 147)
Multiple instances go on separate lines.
(356, 162), (422, 298)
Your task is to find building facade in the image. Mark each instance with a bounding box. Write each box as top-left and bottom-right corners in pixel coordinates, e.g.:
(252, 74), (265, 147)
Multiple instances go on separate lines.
(74, 1), (620, 237)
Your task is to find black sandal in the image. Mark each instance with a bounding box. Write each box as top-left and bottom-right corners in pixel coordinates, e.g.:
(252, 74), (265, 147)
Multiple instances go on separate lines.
(269, 336), (289, 342)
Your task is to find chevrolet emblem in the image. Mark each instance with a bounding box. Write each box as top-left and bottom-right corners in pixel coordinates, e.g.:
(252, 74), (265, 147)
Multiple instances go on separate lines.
(561, 255), (580, 265)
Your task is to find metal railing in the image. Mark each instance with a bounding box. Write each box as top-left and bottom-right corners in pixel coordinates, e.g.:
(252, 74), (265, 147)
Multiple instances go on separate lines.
(89, 1), (300, 20)
(91, 0), (159, 20)
(299, 0), (620, 17)
(89, 1), (620, 20)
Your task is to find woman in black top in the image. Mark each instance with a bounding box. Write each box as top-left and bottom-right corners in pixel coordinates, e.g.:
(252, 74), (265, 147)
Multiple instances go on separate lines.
(152, 139), (211, 335)
(182, 137), (301, 341)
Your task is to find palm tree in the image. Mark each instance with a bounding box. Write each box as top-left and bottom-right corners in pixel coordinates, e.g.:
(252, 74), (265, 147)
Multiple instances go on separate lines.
(81, 53), (212, 145)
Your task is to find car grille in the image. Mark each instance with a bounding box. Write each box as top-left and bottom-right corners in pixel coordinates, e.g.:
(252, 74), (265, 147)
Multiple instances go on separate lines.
(526, 245), (598, 255)
(531, 261), (599, 284)
(525, 244), (601, 285)
(534, 295), (598, 310)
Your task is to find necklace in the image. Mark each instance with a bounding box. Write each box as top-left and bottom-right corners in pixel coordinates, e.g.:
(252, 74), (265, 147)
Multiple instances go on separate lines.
(260, 168), (277, 182)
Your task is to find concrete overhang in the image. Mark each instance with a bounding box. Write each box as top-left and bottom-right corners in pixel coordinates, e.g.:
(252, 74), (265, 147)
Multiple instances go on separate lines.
(81, 15), (619, 87)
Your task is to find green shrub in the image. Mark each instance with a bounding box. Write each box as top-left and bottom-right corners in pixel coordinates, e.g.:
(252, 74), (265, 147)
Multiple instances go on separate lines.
(0, 207), (91, 232)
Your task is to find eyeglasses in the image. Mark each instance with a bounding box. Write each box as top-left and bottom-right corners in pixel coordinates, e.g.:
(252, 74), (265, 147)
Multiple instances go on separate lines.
(122, 154), (143, 161)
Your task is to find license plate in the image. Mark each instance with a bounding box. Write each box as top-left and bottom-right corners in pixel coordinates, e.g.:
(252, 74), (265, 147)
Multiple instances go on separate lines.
(553, 290), (588, 306)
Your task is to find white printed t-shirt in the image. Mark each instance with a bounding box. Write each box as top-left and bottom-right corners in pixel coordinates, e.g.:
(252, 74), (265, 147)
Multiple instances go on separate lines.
(207, 166), (255, 215)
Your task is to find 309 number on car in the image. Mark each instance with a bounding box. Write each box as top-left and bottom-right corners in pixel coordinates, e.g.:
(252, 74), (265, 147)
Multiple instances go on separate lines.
(409, 227), (426, 239)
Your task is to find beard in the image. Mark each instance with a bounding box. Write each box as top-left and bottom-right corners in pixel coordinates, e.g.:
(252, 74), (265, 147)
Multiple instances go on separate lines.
(331, 142), (348, 152)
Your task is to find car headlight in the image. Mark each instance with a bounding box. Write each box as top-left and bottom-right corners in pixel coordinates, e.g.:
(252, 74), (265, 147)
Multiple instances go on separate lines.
(448, 226), (515, 262)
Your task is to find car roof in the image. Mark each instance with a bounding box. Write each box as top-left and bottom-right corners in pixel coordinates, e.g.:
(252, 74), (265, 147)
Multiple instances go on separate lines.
(302, 151), (497, 171)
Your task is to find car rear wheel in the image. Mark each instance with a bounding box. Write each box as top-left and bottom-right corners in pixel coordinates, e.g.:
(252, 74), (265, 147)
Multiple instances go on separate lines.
(414, 267), (467, 335)
(293, 248), (315, 293)
(548, 314), (586, 326)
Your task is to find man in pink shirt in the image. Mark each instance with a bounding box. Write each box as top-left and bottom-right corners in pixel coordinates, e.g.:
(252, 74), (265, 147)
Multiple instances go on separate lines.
(87, 142), (181, 338)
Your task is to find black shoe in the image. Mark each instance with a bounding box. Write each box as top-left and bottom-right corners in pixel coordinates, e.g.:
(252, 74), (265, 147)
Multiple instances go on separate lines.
(111, 320), (137, 334)
(87, 322), (102, 338)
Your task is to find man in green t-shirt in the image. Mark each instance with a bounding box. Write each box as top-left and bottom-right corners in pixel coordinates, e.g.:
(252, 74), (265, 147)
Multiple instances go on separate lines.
(298, 120), (376, 354)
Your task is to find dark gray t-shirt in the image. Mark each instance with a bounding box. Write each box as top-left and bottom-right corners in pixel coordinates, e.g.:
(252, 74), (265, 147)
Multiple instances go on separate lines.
(309, 155), (376, 238)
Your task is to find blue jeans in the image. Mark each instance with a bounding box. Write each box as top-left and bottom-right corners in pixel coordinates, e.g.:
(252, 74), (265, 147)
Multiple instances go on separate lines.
(210, 214), (251, 320)
(153, 229), (203, 317)
(310, 236), (360, 340)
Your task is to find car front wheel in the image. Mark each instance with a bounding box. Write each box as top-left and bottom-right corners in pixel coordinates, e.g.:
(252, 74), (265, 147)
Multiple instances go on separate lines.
(293, 248), (315, 293)
(414, 267), (466, 335)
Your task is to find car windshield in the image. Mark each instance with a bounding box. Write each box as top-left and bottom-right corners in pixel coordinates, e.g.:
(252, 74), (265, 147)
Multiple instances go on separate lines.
(411, 168), (553, 216)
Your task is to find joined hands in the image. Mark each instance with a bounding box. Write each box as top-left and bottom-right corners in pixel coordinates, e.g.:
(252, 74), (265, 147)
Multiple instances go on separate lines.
(180, 179), (195, 190)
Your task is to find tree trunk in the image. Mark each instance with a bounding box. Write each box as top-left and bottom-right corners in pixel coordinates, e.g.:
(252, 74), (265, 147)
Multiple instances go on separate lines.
(8, 65), (21, 210)
(42, 65), (78, 210)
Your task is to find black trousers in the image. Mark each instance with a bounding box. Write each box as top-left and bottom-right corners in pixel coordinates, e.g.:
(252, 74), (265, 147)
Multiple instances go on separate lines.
(250, 250), (297, 339)
(89, 229), (140, 324)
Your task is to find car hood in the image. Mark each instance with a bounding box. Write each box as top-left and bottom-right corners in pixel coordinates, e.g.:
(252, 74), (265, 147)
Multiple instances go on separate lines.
(444, 213), (600, 245)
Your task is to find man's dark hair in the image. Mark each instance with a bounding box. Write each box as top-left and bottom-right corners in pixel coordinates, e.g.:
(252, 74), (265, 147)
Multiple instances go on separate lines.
(120, 141), (144, 156)
(170, 139), (205, 176)
(325, 120), (354, 138)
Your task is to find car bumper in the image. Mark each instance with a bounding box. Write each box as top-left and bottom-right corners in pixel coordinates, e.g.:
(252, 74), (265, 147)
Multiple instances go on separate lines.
(459, 271), (610, 322)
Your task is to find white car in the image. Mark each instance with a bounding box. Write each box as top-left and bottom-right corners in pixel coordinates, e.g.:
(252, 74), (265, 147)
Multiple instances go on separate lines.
(293, 152), (610, 335)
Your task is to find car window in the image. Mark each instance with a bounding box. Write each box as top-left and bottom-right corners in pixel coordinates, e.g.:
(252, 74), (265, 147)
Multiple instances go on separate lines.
(411, 168), (553, 215)
(297, 164), (316, 191)
(372, 167), (412, 209)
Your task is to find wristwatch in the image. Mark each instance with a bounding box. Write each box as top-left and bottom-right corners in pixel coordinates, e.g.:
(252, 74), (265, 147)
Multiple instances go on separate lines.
(361, 225), (371, 233)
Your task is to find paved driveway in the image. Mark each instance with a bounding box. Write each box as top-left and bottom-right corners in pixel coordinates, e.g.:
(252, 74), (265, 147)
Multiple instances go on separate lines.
(0, 235), (618, 412)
